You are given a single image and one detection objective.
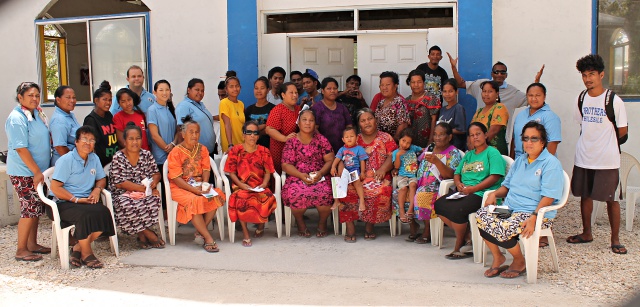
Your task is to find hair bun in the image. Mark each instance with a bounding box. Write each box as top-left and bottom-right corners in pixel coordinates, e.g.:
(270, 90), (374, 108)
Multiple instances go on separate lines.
(225, 70), (237, 78)
(99, 80), (111, 91)
(181, 114), (193, 123)
(125, 121), (137, 128)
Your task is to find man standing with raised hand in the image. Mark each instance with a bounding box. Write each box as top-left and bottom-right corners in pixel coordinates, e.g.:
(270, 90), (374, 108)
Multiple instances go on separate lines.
(567, 54), (628, 255)
(416, 45), (449, 100)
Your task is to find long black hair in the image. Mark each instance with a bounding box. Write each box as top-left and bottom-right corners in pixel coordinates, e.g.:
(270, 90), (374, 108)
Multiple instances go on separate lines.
(154, 79), (176, 119)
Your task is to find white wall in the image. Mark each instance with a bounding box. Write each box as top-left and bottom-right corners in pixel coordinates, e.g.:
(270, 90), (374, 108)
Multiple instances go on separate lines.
(493, 0), (592, 174)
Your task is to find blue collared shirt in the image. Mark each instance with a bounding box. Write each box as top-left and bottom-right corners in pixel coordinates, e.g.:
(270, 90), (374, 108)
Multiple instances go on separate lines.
(50, 106), (81, 166)
(5, 106), (51, 176)
(146, 102), (177, 164)
(175, 97), (216, 153)
(512, 104), (562, 159)
(52, 149), (105, 198)
(502, 148), (564, 219)
(110, 86), (156, 114)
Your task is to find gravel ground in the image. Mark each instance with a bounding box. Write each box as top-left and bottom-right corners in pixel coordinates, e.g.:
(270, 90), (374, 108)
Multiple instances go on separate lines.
(0, 196), (638, 305)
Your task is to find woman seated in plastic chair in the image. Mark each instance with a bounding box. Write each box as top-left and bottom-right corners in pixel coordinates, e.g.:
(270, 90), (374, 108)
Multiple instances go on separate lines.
(394, 122), (463, 243)
(434, 122), (505, 260)
(49, 125), (116, 269)
(281, 109), (334, 238)
(109, 122), (163, 249)
(476, 122), (564, 278)
(224, 120), (277, 247)
(166, 115), (225, 253)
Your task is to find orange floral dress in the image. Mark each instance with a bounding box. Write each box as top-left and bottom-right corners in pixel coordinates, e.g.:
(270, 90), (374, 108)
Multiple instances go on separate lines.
(167, 144), (225, 224)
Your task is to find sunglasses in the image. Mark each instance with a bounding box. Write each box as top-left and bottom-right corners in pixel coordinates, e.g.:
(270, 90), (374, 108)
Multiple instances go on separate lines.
(492, 70), (507, 75)
(243, 129), (259, 136)
(521, 136), (541, 143)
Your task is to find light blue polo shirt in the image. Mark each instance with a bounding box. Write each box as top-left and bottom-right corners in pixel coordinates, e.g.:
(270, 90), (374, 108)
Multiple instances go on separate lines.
(175, 97), (216, 153)
(512, 104), (562, 159)
(50, 106), (81, 166)
(5, 106), (51, 176)
(146, 102), (177, 164)
(502, 148), (563, 219)
(110, 86), (156, 114)
(52, 149), (105, 198)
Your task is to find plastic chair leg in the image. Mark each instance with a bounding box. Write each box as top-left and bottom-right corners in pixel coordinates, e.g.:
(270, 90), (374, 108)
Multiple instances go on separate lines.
(332, 207), (339, 236)
(216, 209), (225, 241)
(522, 235), (540, 284)
(285, 206), (292, 237)
(626, 194), (637, 231)
(168, 201), (177, 246)
(548, 234), (559, 272)
(389, 216), (396, 237)
(341, 222), (346, 236)
(275, 199), (282, 238)
(468, 213), (483, 264)
(51, 222), (58, 260)
(157, 208), (166, 244)
(429, 218), (439, 247)
(59, 228), (71, 270)
(438, 218), (445, 249)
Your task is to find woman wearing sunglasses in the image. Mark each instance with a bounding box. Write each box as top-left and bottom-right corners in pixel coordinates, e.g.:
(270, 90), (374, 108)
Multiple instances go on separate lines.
(223, 120), (277, 247)
(476, 122), (563, 278)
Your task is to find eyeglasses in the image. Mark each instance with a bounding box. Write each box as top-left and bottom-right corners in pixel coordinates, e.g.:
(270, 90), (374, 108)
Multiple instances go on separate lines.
(492, 70), (507, 75)
(243, 130), (259, 136)
(79, 138), (96, 144)
(521, 136), (541, 143)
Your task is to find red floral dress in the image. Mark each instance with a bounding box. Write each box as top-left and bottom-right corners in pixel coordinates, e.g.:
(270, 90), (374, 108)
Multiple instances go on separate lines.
(405, 93), (441, 147)
(266, 104), (301, 174)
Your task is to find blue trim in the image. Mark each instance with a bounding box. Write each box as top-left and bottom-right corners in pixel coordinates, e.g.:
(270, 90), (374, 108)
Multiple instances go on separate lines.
(228, 0), (259, 106)
(144, 12), (152, 89)
(457, 0), (493, 123)
(591, 0), (598, 53)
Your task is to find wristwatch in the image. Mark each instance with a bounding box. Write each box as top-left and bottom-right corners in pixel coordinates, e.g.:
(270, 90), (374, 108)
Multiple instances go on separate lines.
(531, 211), (538, 216)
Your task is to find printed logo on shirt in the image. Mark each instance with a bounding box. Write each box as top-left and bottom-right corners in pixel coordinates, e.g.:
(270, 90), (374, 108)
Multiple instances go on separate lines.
(90, 169), (96, 175)
(425, 75), (442, 97)
(535, 169), (542, 176)
(249, 113), (268, 125)
(582, 106), (605, 123)
(402, 152), (419, 174)
(462, 161), (484, 173)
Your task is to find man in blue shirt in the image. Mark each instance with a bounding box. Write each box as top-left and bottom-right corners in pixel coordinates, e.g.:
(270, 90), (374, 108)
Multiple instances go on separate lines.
(110, 65), (156, 114)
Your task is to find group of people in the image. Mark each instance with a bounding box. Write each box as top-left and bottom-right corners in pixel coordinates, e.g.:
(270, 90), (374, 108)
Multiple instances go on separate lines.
(6, 47), (628, 278)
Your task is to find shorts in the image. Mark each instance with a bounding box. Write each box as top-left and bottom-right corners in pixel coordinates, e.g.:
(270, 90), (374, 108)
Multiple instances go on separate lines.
(397, 176), (418, 189)
(9, 175), (46, 218)
(571, 166), (619, 202)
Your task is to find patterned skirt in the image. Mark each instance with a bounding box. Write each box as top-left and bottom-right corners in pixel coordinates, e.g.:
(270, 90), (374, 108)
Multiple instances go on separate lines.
(113, 194), (161, 235)
(10, 175), (46, 218)
(229, 189), (277, 224)
(475, 206), (553, 242)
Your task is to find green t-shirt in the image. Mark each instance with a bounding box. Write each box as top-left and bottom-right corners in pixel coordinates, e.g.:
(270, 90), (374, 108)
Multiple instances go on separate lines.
(454, 146), (506, 196)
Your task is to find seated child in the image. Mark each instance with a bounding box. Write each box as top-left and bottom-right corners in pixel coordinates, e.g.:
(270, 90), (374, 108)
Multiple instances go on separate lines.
(392, 128), (423, 223)
(331, 127), (368, 211)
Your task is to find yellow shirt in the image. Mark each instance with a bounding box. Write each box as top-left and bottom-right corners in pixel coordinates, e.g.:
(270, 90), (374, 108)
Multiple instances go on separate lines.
(219, 98), (246, 152)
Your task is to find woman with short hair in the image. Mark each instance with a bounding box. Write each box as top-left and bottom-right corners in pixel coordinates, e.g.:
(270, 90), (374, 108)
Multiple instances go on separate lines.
(369, 71), (411, 141)
(50, 85), (80, 166)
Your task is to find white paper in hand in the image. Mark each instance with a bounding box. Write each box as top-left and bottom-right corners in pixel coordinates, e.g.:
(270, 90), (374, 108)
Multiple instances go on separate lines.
(331, 169), (350, 198)
(202, 187), (219, 199)
(446, 192), (467, 200)
(250, 187), (265, 192)
(141, 177), (152, 196)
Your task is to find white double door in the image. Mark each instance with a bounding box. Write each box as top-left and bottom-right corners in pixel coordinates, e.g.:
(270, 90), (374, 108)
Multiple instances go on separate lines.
(260, 29), (457, 105)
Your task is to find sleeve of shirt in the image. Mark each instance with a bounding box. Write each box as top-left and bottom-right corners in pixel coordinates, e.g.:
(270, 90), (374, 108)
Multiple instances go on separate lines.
(396, 99), (411, 125)
(540, 159), (564, 201)
(94, 154), (106, 180)
(113, 112), (125, 131)
(262, 147), (275, 173)
(50, 120), (70, 147)
(454, 154), (466, 175)
(410, 145), (423, 155)
(487, 148), (506, 176)
(6, 113), (29, 149)
(52, 156), (71, 183)
(336, 147), (345, 160)
(200, 146), (211, 171)
(545, 112), (563, 142)
(454, 105), (467, 133)
(146, 107), (159, 126)
(266, 106), (282, 130)
(219, 99), (231, 118)
(109, 152), (126, 185)
(613, 94), (628, 128)
(391, 149), (399, 163)
(466, 80), (481, 97)
(490, 105), (509, 127)
(501, 158), (516, 189)
(358, 146), (369, 160)
(167, 149), (183, 180)
(281, 139), (297, 166)
(175, 104), (190, 125)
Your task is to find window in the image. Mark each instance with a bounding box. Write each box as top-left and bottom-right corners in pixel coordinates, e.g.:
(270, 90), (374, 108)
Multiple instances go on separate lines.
(598, 0), (640, 98)
(266, 11), (354, 34)
(359, 7), (453, 30)
(36, 14), (150, 103)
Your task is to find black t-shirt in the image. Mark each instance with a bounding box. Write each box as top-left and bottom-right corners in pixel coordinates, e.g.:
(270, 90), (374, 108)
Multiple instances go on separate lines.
(244, 102), (276, 148)
(415, 63), (449, 99)
(336, 94), (366, 125)
(83, 110), (118, 167)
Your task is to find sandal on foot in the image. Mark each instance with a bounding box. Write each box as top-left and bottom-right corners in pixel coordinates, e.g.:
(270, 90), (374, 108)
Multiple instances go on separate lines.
(242, 239), (252, 247)
(484, 265), (509, 278)
(538, 241), (549, 248)
(611, 244), (628, 254)
(147, 230), (165, 249)
(445, 251), (473, 260)
(81, 254), (103, 269)
(364, 231), (377, 241)
(137, 237), (151, 250)
(14, 254), (43, 262)
(500, 268), (526, 279)
(344, 235), (356, 243)
(69, 250), (82, 268)
(298, 229), (311, 238)
(405, 234), (419, 242)
(254, 229), (264, 238)
(414, 236), (431, 244)
(31, 246), (51, 254)
(566, 234), (593, 244)
(316, 230), (328, 238)
(203, 242), (219, 253)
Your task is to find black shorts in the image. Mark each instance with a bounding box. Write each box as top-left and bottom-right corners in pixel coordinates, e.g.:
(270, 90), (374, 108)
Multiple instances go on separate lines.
(571, 166), (619, 202)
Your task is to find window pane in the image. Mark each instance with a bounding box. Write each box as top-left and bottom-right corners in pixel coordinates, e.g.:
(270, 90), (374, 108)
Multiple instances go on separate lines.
(266, 11), (354, 34)
(598, 0), (640, 98)
(89, 17), (147, 92)
(44, 39), (60, 101)
(359, 7), (453, 30)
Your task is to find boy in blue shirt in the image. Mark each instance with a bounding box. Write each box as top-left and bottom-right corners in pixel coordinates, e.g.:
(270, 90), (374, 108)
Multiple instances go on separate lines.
(331, 127), (368, 211)
(393, 129), (423, 223)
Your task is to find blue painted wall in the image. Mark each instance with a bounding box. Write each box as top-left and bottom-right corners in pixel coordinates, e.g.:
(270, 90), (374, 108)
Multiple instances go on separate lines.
(227, 0), (259, 106)
(457, 0), (493, 123)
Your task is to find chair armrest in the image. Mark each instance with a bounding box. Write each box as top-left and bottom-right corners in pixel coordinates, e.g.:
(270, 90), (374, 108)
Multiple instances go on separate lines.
(273, 172), (282, 196)
(438, 179), (454, 196)
(220, 173), (232, 197)
(392, 176), (398, 189)
(100, 189), (115, 214)
(36, 182), (61, 221)
(481, 190), (497, 207)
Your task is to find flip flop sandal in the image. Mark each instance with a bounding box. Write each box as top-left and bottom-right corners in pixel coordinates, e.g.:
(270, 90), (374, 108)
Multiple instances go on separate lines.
(364, 231), (377, 240)
(137, 237), (152, 250)
(81, 254), (104, 269)
(298, 229), (311, 238)
(31, 246), (51, 254)
(405, 234), (420, 242)
(344, 235), (356, 243)
(69, 250), (82, 268)
(611, 244), (628, 254)
(445, 251), (473, 260)
(500, 269), (526, 279)
(14, 254), (43, 262)
(316, 230), (328, 238)
(203, 242), (219, 253)
(414, 236), (431, 244)
(147, 230), (165, 249)
(242, 239), (252, 247)
(566, 235), (593, 244)
(254, 229), (264, 238)
(484, 265), (509, 278)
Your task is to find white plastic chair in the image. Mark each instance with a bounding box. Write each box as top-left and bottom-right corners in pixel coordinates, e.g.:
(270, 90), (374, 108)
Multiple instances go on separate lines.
(338, 182), (395, 238)
(162, 156), (225, 246)
(437, 155), (514, 264)
(281, 172), (341, 237)
(219, 154), (282, 242)
(591, 152), (640, 231)
(480, 171), (570, 283)
(391, 176), (440, 244)
(37, 167), (119, 270)
(104, 162), (166, 244)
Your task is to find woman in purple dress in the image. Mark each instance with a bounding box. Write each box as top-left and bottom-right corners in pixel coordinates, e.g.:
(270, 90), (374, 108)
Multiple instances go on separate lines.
(281, 109), (335, 237)
(311, 77), (353, 153)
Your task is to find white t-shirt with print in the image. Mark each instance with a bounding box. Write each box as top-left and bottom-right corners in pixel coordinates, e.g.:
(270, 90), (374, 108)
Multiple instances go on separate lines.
(574, 90), (627, 169)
